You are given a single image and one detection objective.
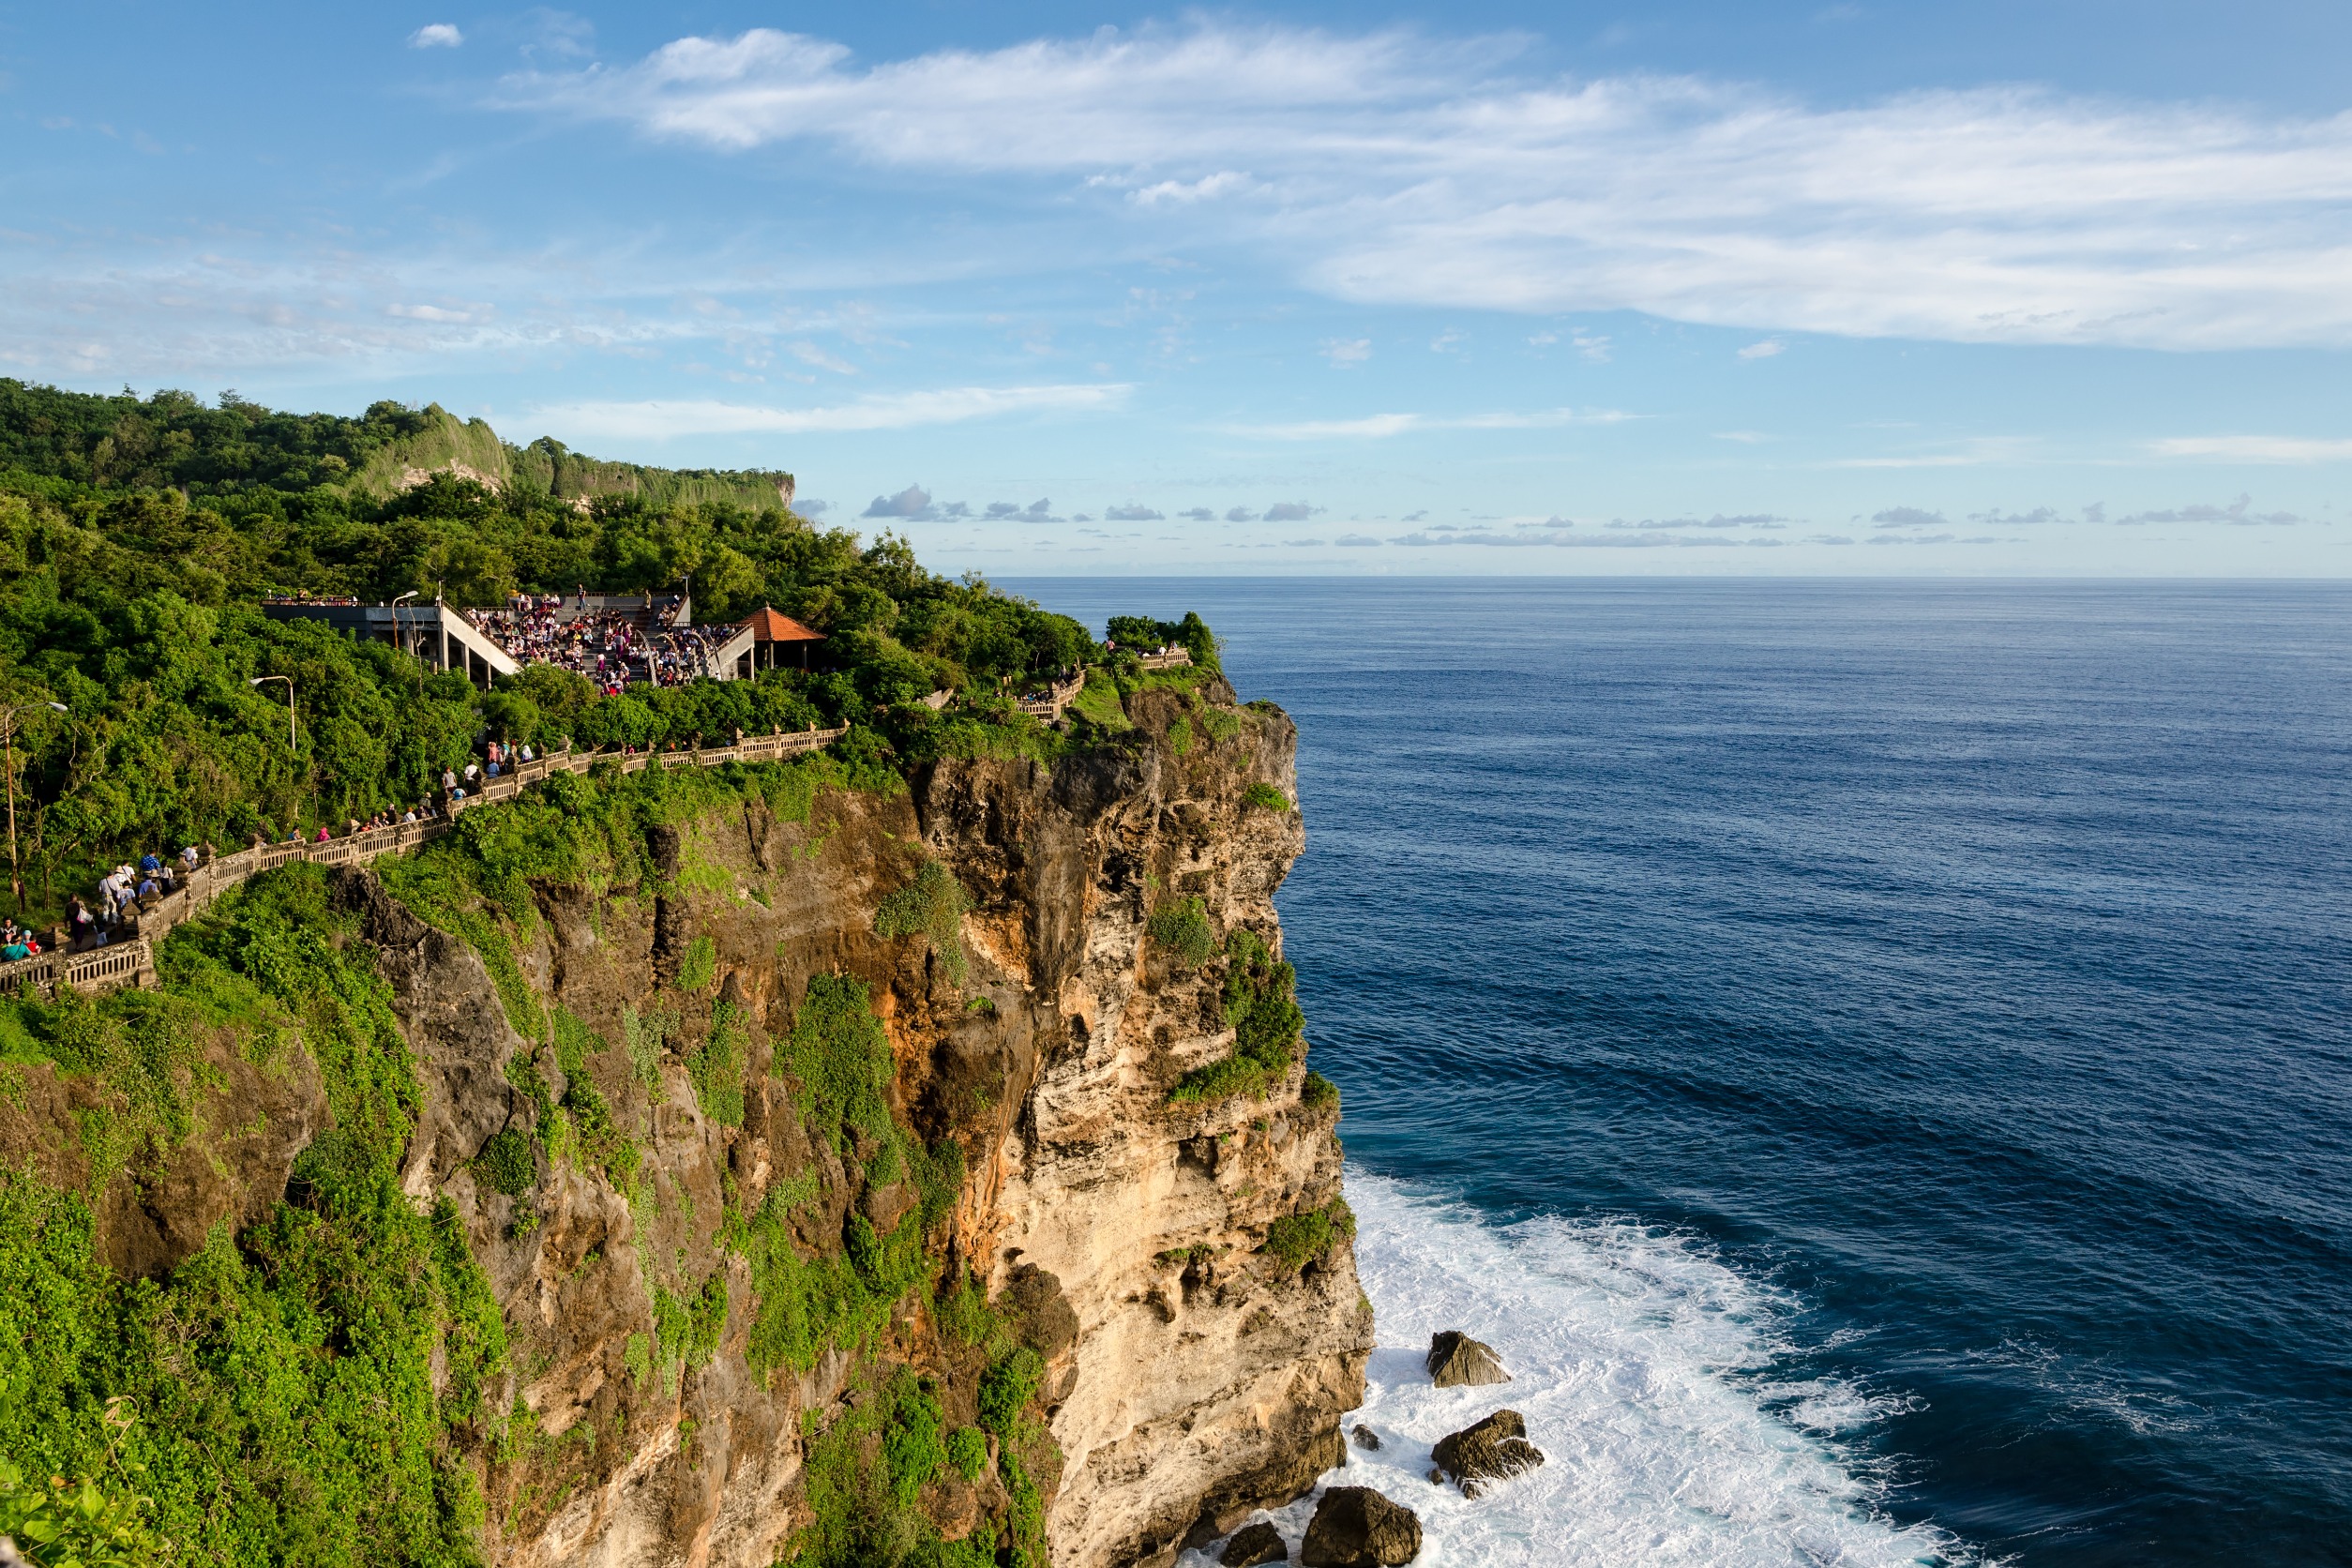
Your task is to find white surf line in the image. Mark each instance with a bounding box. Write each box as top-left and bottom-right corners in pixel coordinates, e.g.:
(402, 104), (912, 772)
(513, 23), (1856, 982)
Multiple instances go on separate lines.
(1180, 1168), (1970, 1568)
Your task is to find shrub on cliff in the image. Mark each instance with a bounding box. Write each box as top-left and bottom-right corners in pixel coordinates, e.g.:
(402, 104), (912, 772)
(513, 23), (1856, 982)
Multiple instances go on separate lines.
(1147, 896), (1217, 969)
(876, 858), (971, 986)
(1242, 782), (1292, 813)
(1168, 927), (1306, 1106)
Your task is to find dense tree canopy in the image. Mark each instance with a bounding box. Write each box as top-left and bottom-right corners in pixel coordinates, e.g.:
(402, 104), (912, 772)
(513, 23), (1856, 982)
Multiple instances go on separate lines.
(0, 383), (1202, 924)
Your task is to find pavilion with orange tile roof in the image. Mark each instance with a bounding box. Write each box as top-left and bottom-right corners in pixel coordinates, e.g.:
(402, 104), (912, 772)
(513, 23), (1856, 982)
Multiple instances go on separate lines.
(741, 606), (825, 671)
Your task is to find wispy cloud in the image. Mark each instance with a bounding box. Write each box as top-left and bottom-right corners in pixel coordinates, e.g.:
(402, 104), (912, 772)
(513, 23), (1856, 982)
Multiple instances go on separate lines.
(1738, 339), (1786, 359)
(502, 22), (2352, 349)
(2150, 435), (2352, 462)
(1320, 337), (1372, 367)
(2116, 494), (2305, 525)
(528, 384), (1129, 440)
(410, 23), (463, 49)
(1231, 406), (1635, 440)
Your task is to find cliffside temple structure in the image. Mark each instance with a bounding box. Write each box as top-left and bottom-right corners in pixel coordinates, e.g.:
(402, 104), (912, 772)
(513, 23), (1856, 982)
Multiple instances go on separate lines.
(261, 592), (819, 688)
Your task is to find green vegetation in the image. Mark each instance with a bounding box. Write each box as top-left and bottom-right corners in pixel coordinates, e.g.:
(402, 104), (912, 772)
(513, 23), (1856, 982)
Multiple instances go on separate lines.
(0, 1442), (170, 1568)
(1146, 897), (1217, 970)
(1261, 1199), (1357, 1274)
(0, 382), (1234, 927)
(728, 975), (963, 1379)
(977, 1348), (1051, 1568)
(0, 862), (506, 1567)
(944, 1427), (988, 1484)
(786, 1366), (995, 1568)
(1106, 612), (1220, 672)
(1241, 782), (1292, 813)
(475, 1126), (536, 1197)
(1064, 669), (1130, 733)
(688, 1000), (749, 1128)
(874, 860), (971, 986)
(1302, 1069), (1341, 1112)
(551, 1008), (639, 1190)
(1168, 927), (1307, 1106)
(677, 933), (718, 993)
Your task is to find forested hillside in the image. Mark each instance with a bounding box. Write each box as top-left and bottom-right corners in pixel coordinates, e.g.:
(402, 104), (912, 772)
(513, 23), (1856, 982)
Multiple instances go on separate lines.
(0, 383), (1214, 924)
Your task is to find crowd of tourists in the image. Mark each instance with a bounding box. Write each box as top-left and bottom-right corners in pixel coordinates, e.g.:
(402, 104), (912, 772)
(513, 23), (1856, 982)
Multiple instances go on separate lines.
(469, 592), (720, 692)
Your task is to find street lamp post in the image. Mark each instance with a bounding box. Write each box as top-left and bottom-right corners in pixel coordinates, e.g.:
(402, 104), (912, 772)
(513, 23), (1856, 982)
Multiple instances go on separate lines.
(391, 590), (418, 659)
(249, 675), (296, 749)
(1, 701), (68, 914)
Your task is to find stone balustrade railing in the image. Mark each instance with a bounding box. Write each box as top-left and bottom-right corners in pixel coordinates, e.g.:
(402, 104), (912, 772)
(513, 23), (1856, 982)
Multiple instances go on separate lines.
(1137, 650), (1193, 671)
(1015, 672), (1087, 721)
(0, 724), (848, 1002)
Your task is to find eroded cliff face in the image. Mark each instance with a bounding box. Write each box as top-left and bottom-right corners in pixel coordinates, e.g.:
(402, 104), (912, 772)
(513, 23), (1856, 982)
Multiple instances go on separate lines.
(332, 679), (1365, 1567)
(0, 679), (1366, 1566)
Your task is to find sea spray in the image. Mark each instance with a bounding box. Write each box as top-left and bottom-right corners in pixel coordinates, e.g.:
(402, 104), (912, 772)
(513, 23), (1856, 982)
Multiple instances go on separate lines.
(1184, 1170), (1968, 1568)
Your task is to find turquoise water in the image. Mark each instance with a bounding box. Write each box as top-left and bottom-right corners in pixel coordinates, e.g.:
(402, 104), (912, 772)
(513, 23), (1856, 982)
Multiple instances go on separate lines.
(1018, 579), (2352, 1566)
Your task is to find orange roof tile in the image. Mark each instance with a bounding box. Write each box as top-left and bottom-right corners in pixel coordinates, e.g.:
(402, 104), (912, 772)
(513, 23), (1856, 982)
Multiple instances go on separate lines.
(742, 606), (824, 641)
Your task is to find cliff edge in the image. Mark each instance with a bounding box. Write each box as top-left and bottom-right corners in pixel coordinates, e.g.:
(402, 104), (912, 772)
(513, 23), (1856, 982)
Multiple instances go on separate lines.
(0, 671), (1367, 1568)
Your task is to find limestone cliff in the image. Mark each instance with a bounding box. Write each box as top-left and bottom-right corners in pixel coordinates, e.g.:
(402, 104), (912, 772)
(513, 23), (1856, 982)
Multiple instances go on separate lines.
(0, 674), (1368, 1567)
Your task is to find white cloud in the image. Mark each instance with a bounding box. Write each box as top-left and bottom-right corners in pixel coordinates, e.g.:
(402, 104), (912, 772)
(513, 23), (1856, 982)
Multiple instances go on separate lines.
(1738, 339), (1786, 359)
(1232, 406), (1635, 440)
(1321, 337), (1372, 367)
(410, 23), (463, 48)
(527, 383), (1129, 440)
(500, 21), (2352, 349)
(790, 340), (858, 374)
(2150, 435), (2352, 462)
(1129, 171), (1250, 206)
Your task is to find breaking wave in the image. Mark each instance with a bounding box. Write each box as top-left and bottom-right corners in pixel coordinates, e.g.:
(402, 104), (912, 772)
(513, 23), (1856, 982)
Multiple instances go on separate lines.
(1182, 1170), (1970, 1568)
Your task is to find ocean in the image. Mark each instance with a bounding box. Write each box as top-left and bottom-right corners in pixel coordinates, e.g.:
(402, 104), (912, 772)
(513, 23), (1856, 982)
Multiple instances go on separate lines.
(1010, 579), (2352, 1567)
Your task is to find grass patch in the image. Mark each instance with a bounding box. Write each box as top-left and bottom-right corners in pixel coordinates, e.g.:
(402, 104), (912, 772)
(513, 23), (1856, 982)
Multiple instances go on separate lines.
(1241, 782), (1291, 813)
(677, 933), (718, 993)
(875, 860), (970, 986)
(1066, 670), (1130, 733)
(1261, 1198), (1356, 1274)
(1301, 1069), (1340, 1112)
(1146, 897), (1216, 970)
(688, 1000), (749, 1128)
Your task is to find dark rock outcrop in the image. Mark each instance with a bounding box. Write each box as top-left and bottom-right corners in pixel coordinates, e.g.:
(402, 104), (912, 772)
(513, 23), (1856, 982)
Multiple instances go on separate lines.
(1301, 1487), (1422, 1567)
(1425, 1330), (1509, 1388)
(1221, 1520), (1289, 1566)
(1430, 1410), (1545, 1498)
(1349, 1425), (1382, 1451)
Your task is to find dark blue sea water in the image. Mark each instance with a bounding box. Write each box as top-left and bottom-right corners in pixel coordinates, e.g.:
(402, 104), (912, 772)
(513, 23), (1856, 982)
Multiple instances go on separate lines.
(1014, 579), (2352, 1568)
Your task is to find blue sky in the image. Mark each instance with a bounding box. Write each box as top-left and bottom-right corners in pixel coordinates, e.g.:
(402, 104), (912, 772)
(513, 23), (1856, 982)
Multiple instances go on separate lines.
(7, 3), (2352, 576)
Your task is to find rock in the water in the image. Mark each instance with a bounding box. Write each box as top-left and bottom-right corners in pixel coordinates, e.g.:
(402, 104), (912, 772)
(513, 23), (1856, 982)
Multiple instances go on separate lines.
(1350, 1425), (1382, 1451)
(1222, 1521), (1289, 1566)
(1301, 1487), (1423, 1566)
(1425, 1330), (1509, 1388)
(1430, 1410), (1545, 1498)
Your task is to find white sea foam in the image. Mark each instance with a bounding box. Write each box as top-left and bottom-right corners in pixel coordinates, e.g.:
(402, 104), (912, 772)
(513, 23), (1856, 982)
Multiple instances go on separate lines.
(1178, 1170), (1970, 1568)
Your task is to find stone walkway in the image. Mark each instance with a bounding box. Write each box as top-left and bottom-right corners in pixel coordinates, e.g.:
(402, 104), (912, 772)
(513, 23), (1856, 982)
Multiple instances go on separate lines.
(0, 725), (848, 1001)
